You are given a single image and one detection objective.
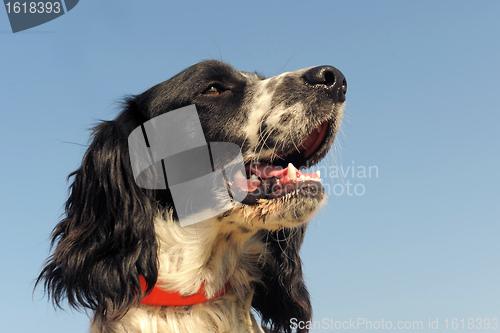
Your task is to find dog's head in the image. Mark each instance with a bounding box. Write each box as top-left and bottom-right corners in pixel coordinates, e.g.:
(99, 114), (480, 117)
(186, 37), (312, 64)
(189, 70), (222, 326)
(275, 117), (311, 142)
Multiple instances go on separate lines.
(131, 60), (346, 227)
(37, 60), (346, 332)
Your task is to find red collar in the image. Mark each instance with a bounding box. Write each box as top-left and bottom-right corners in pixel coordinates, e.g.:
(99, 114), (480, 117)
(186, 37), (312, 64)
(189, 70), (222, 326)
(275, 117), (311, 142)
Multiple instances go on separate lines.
(139, 276), (229, 307)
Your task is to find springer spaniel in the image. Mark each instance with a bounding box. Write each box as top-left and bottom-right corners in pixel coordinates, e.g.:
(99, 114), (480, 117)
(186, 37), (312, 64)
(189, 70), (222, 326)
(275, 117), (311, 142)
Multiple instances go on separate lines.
(37, 60), (346, 333)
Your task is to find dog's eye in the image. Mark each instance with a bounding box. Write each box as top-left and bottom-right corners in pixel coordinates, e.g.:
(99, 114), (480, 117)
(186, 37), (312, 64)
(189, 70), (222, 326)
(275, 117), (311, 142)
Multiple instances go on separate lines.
(203, 85), (224, 96)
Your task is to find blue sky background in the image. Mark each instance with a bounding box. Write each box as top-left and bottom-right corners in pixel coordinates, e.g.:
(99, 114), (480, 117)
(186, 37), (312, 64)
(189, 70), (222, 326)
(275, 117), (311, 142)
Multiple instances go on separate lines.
(1, 1), (499, 332)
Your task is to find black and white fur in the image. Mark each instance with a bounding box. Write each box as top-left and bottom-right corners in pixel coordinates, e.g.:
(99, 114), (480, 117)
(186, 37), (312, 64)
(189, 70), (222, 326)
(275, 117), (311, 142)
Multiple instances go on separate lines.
(37, 60), (346, 333)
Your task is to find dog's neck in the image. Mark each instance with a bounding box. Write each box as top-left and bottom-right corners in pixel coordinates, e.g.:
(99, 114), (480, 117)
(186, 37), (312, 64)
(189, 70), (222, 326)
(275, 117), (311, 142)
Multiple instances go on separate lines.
(92, 211), (267, 332)
(95, 211), (267, 332)
(154, 211), (265, 295)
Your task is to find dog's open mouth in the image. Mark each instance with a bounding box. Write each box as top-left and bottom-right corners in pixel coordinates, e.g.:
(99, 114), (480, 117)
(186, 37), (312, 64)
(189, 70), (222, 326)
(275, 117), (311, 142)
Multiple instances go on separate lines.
(234, 121), (330, 205)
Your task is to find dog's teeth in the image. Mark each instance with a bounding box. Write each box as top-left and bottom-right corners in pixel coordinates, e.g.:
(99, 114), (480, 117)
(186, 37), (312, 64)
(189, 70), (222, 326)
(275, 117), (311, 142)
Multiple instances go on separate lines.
(316, 170), (321, 178)
(288, 163), (297, 180)
(250, 174), (259, 181)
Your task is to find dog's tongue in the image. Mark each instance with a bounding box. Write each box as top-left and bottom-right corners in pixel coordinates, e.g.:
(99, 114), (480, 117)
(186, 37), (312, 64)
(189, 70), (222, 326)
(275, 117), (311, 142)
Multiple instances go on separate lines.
(248, 163), (319, 180)
(235, 163), (321, 193)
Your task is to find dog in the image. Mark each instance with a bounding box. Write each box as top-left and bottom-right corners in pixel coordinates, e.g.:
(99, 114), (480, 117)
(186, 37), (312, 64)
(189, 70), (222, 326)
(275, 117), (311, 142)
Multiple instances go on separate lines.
(37, 60), (346, 333)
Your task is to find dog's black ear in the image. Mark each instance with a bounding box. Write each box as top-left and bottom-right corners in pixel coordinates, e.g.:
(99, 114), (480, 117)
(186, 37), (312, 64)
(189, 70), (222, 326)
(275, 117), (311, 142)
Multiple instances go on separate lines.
(252, 225), (312, 333)
(36, 107), (158, 322)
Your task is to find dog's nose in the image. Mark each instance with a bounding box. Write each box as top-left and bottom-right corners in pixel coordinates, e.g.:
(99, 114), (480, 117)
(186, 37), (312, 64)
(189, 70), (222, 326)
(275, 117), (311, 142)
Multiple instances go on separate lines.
(302, 66), (347, 101)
